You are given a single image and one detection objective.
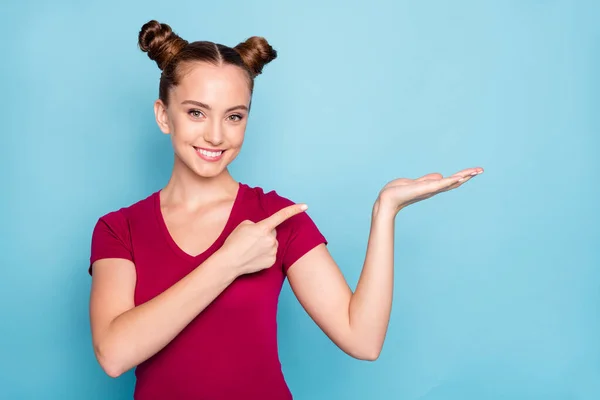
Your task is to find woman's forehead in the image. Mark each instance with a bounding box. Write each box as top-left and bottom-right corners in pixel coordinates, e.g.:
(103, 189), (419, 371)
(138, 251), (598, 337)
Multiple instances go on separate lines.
(172, 62), (251, 106)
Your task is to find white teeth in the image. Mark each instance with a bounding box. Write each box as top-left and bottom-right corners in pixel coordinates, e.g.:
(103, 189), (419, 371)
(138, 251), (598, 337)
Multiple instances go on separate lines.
(197, 149), (223, 157)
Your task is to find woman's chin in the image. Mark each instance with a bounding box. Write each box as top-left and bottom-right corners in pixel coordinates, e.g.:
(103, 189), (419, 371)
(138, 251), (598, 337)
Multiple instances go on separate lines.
(191, 162), (230, 179)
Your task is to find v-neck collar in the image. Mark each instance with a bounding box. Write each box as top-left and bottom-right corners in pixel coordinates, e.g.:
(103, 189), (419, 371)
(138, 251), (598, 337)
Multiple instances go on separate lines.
(154, 182), (246, 262)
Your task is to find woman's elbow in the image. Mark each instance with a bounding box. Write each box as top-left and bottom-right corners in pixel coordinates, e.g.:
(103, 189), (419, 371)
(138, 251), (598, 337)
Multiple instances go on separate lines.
(345, 343), (382, 361)
(94, 342), (126, 378)
(355, 348), (381, 362)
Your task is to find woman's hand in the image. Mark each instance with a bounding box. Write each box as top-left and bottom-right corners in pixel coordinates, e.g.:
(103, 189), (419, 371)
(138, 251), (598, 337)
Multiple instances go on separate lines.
(376, 167), (484, 215)
(217, 203), (308, 277)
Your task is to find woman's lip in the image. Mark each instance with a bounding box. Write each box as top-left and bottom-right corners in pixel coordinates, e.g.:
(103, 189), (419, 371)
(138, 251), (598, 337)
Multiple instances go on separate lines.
(194, 146), (225, 152)
(194, 147), (225, 162)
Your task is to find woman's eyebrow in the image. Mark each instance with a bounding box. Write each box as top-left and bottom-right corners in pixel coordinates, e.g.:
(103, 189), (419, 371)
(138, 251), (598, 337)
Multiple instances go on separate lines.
(181, 100), (248, 113)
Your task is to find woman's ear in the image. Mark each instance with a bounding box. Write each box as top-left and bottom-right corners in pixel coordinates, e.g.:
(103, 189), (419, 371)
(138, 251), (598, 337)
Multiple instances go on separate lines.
(154, 99), (171, 134)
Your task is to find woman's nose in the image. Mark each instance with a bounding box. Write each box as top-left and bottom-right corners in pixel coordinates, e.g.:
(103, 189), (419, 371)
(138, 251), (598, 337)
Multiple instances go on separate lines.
(203, 122), (224, 146)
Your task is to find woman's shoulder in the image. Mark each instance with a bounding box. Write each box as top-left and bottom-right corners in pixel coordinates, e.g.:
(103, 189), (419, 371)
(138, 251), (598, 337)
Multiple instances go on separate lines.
(95, 190), (158, 226)
(240, 182), (319, 233)
(241, 182), (296, 214)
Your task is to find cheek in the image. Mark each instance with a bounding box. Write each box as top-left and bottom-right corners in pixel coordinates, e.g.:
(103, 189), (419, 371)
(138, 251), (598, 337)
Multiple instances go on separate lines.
(226, 124), (247, 146)
(172, 119), (205, 143)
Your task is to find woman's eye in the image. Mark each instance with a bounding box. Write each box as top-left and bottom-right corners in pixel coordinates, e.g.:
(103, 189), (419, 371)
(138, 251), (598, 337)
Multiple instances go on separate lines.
(188, 110), (204, 119)
(228, 114), (243, 122)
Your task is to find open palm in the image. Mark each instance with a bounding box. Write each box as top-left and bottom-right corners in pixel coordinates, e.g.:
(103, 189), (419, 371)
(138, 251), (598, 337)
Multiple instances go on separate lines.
(378, 167), (484, 213)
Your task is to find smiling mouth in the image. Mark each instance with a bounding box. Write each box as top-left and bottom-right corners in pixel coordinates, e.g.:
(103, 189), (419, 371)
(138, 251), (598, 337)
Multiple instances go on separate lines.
(193, 147), (225, 161)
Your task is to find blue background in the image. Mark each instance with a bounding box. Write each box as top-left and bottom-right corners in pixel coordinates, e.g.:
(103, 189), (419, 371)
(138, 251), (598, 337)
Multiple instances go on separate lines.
(1, 0), (598, 399)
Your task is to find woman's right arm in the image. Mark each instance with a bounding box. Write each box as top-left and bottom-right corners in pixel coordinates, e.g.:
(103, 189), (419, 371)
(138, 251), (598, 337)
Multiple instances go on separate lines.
(90, 251), (235, 378)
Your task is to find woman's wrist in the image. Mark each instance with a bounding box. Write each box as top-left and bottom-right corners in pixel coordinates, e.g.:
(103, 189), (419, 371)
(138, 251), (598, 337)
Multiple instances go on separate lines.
(205, 249), (241, 283)
(372, 195), (398, 222)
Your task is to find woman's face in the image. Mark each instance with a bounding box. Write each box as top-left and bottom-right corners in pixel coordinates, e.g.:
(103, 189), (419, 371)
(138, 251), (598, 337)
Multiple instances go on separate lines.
(155, 62), (251, 178)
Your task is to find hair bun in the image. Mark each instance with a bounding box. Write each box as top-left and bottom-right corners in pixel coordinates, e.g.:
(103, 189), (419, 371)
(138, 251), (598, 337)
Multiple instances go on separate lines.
(234, 37), (277, 77)
(138, 20), (188, 70)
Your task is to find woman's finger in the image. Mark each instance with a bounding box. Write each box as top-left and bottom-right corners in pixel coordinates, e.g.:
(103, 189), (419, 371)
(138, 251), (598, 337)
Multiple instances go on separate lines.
(409, 168), (483, 201)
(452, 167), (484, 178)
(439, 175), (464, 188)
(442, 174), (475, 191)
(412, 176), (461, 197)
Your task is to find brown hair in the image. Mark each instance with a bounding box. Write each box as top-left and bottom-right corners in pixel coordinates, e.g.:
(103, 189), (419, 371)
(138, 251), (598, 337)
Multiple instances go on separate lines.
(138, 20), (277, 105)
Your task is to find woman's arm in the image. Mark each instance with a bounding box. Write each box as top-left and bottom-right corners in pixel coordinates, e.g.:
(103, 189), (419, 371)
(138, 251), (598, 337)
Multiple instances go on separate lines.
(90, 252), (235, 378)
(286, 204), (394, 361)
(287, 167), (483, 360)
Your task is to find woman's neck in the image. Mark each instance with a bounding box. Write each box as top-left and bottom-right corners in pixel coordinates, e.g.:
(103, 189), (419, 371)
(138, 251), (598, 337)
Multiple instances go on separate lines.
(161, 157), (239, 208)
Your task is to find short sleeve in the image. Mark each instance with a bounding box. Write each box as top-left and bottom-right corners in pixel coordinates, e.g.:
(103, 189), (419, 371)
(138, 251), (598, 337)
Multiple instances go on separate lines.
(263, 190), (328, 273)
(89, 210), (134, 275)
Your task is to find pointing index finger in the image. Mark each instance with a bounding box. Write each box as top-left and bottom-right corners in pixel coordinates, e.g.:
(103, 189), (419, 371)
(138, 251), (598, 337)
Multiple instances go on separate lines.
(259, 203), (308, 231)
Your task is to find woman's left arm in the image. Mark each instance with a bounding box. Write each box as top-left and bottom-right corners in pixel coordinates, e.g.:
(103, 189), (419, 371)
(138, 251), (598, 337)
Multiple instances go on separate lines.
(287, 167), (483, 361)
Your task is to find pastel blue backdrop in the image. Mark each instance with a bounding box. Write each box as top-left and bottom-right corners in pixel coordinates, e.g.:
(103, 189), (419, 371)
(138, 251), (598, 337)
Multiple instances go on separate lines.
(1, 0), (598, 399)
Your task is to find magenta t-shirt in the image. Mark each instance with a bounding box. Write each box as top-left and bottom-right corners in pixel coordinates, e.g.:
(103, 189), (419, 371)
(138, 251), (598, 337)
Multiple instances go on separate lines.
(89, 182), (327, 399)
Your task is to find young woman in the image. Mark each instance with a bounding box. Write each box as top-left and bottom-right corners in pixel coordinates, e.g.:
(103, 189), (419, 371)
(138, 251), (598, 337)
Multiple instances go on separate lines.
(88, 20), (483, 400)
